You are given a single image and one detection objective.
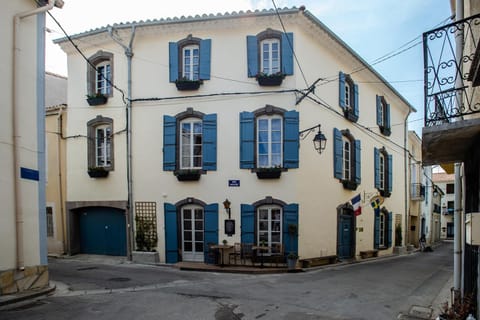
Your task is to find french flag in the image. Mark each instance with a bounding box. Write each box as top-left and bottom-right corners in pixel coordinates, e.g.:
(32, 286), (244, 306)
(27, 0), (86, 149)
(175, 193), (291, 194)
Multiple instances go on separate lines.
(351, 194), (361, 216)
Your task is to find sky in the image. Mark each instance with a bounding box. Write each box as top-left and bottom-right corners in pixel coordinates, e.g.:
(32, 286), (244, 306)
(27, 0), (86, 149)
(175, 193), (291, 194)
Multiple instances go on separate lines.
(45, 0), (453, 134)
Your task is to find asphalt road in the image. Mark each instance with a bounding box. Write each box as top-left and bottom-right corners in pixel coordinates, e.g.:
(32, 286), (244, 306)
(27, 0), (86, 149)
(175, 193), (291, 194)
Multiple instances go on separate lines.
(0, 242), (453, 320)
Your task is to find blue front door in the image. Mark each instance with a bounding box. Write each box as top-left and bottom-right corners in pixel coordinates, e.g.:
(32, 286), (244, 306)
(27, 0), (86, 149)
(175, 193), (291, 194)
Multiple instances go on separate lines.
(79, 207), (127, 256)
(338, 214), (353, 259)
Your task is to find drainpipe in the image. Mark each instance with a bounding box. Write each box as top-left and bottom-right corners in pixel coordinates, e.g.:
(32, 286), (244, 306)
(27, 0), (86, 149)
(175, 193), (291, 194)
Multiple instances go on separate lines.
(404, 109), (412, 247)
(108, 26), (136, 260)
(453, 0), (463, 299)
(57, 107), (66, 253)
(13, 0), (63, 270)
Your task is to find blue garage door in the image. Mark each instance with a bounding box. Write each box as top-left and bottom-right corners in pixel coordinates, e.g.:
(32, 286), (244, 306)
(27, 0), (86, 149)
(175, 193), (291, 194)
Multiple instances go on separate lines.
(79, 207), (127, 256)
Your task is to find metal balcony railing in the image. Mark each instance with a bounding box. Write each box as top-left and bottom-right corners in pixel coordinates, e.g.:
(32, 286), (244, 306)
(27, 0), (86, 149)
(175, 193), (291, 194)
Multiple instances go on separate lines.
(411, 183), (425, 201)
(423, 13), (480, 127)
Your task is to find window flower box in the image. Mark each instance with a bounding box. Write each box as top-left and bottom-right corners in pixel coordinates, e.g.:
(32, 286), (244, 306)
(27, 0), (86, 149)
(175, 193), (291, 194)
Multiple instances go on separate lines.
(343, 108), (358, 122)
(379, 126), (391, 136)
(87, 167), (109, 178)
(255, 72), (285, 86)
(341, 179), (358, 191)
(175, 78), (202, 91)
(256, 167), (282, 179)
(380, 190), (391, 198)
(86, 93), (108, 106)
(174, 169), (201, 181)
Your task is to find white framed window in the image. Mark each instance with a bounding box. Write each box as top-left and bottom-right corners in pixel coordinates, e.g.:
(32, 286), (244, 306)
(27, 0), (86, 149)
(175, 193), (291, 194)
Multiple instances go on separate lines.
(180, 118), (202, 169)
(181, 205), (204, 262)
(46, 206), (54, 237)
(96, 61), (111, 95)
(257, 205), (282, 254)
(95, 125), (112, 167)
(182, 45), (199, 80)
(343, 136), (351, 181)
(345, 81), (351, 109)
(378, 99), (385, 126)
(379, 153), (385, 190)
(261, 38), (280, 75)
(257, 115), (282, 168)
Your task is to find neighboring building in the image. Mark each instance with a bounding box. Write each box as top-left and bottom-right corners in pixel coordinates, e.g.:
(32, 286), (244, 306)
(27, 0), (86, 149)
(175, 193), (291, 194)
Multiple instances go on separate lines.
(422, 0), (480, 315)
(407, 131), (425, 247)
(433, 172), (455, 239)
(0, 1), (63, 296)
(45, 72), (67, 255)
(55, 7), (415, 264)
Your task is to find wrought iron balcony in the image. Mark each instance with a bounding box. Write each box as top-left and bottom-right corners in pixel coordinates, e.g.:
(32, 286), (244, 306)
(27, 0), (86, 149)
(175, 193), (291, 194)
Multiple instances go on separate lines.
(411, 183), (425, 201)
(423, 13), (480, 127)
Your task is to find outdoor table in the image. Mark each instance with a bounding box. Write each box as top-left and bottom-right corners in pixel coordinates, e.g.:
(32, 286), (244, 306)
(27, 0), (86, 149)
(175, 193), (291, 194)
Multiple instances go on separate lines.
(210, 244), (233, 266)
(252, 245), (270, 268)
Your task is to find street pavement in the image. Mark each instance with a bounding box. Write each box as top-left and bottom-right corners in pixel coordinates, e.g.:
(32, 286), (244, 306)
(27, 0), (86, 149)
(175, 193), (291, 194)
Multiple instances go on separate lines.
(0, 241), (453, 320)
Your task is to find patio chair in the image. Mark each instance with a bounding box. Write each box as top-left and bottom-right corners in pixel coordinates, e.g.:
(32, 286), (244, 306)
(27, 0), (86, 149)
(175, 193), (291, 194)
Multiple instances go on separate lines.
(241, 243), (255, 265)
(229, 242), (241, 265)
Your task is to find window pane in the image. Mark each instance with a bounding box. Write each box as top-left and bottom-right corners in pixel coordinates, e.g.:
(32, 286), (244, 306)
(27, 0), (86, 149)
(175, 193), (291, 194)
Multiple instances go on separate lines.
(258, 155), (268, 167)
(195, 242), (203, 252)
(271, 233), (281, 243)
(259, 232), (268, 243)
(258, 131), (268, 143)
(259, 210), (268, 220)
(184, 210), (191, 219)
(271, 118), (281, 130)
(184, 231), (192, 241)
(259, 221), (268, 231)
(194, 232), (203, 242)
(258, 119), (268, 130)
(184, 242), (192, 251)
(195, 209), (203, 220)
(258, 143), (268, 154)
(271, 143), (281, 154)
(183, 220), (192, 231)
(271, 155), (282, 166)
(195, 220), (203, 230)
(271, 131), (281, 142)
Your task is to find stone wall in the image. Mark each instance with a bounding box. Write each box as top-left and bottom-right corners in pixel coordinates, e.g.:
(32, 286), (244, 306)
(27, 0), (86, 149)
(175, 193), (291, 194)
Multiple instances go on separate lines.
(0, 265), (49, 295)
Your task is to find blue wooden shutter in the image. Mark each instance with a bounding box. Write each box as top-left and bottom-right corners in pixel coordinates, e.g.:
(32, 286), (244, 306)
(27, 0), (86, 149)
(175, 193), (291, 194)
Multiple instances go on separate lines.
(202, 114), (217, 171)
(199, 39), (211, 80)
(246, 36), (258, 77)
(163, 115), (176, 171)
(385, 103), (391, 129)
(333, 128), (343, 179)
(204, 204), (219, 262)
(354, 139), (361, 184)
(339, 71), (346, 109)
(281, 32), (294, 75)
(239, 112), (255, 169)
(283, 110), (299, 169)
(353, 84), (359, 118)
(374, 208), (380, 249)
(376, 95), (382, 126)
(283, 204), (299, 256)
(387, 211), (392, 247)
(374, 147), (380, 188)
(241, 204), (255, 243)
(387, 154), (393, 192)
(164, 203), (178, 263)
(169, 42), (179, 83)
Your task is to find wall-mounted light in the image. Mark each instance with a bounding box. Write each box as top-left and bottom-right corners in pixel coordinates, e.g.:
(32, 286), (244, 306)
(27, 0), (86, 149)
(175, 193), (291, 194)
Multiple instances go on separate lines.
(223, 199), (231, 219)
(299, 124), (327, 154)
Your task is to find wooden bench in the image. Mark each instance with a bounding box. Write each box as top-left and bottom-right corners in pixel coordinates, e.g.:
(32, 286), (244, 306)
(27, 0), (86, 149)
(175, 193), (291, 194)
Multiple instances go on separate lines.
(300, 255), (338, 268)
(359, 250), (378, 259)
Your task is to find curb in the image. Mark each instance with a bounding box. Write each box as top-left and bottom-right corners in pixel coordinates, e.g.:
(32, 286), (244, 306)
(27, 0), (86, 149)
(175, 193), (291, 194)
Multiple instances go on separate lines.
(0, 284), (56, 308)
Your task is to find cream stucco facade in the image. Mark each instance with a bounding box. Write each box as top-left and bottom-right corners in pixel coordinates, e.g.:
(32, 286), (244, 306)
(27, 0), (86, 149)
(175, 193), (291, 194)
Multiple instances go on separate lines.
(0, 0), (64, 296)
(56, 7), (414, 264)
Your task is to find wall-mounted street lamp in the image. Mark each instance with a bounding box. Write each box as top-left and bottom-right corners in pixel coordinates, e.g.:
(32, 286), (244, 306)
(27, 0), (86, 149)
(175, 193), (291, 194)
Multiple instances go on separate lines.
(299, 124), (327, 154)
(223, 199), (231, 219)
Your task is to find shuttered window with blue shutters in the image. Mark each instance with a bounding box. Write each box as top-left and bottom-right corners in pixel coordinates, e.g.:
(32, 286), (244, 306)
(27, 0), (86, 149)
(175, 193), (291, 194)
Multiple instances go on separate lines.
(239, 110), (299, 170)
(246, 31), (294, 78)
(333, 128), (361, 189)
(241, 202), (298, 257)
(373, 209), (392, 249)
(376, 95), (391, 136)
(169, 38), (211, 82)
(374, 147), (393, 196)
(163, 113), (217, 172)
(338, 71), (359, 122)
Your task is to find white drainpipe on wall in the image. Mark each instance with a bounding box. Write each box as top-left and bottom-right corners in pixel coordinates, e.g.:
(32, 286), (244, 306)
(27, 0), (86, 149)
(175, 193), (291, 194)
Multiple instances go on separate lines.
(12, 0), (64, 269)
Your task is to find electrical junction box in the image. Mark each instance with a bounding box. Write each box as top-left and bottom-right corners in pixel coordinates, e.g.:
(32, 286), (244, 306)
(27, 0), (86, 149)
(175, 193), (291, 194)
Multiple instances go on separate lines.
(465, 213), (480, 245)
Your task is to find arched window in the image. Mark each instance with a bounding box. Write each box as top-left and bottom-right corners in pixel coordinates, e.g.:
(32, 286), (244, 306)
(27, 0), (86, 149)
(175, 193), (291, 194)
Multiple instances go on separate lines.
(180, 117), (203, 169)
(333, 128), (361, 190)
(87, 116), (114, 171)
(87, 51), (113, 98)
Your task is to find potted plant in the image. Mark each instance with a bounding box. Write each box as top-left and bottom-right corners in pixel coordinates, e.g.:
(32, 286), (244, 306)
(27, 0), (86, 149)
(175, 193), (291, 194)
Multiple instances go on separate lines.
(341, 179), (358, 190)
(255, 72), (285, 86)
(174, 169), (201, 181)
(256, 166), (282, 179)
(287, 252), (299, 270)
(87, 166), (109, 178)
(175, 77), (202, 91)
(133, 216), (159, 264)
(222, 239), (228, 245)
(86, 93), (108, 106)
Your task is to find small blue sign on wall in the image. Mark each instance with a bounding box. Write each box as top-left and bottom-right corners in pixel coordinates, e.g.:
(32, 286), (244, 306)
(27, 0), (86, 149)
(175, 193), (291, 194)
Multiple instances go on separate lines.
(228, 180), (240, 187)
(20, 167), (39, 181)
